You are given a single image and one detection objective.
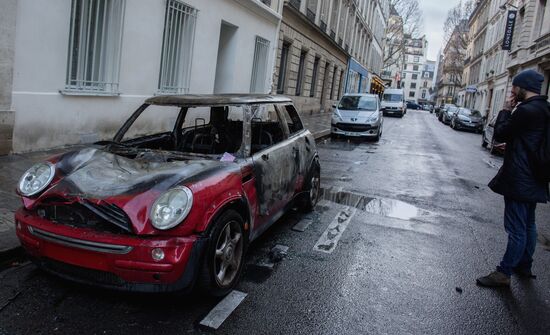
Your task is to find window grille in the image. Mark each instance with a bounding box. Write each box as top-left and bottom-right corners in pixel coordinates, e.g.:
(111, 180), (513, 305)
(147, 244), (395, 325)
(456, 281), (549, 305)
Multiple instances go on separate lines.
(296, 51), (307, 96)
(310, 57), (320, 97)
(277, 43), (291, 94)
(65, 0), (125, 94)
(250, 36), (270, 93)
(158, 0), (197, 94)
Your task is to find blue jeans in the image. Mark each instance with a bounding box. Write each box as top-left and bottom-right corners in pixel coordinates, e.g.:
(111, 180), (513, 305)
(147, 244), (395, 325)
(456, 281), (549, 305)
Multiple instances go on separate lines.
(497, 197), (537, 276)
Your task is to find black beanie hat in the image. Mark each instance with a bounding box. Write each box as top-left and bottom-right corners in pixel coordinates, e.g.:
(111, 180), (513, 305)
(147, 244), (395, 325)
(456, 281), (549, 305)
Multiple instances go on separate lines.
(512, 69), (544, 94)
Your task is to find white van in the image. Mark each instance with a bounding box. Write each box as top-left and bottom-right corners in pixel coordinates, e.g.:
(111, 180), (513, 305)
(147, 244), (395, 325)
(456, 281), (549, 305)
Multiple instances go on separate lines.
(381, 88), (406, 117)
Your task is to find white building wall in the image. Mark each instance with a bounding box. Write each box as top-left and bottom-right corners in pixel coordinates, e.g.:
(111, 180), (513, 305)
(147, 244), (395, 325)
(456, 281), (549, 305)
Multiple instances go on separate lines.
(12, 0), (281, 152)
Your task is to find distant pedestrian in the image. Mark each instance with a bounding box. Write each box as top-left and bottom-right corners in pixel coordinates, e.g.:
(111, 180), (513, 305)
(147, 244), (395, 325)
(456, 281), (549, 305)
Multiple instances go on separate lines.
(477, 69), (550, 287)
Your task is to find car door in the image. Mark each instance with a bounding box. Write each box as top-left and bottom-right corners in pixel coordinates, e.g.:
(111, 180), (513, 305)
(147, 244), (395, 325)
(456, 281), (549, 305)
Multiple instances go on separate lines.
(250, 104), (297, 217)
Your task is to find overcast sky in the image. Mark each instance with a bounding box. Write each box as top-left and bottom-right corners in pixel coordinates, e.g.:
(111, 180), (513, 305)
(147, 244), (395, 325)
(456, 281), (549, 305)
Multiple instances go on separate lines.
(418, 0), (463, 61)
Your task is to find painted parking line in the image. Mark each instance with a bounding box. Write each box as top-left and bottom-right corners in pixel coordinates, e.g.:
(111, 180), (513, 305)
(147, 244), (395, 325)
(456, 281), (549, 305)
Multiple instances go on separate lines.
(199, 290), (248, 330)
(313, 206), (357, 254)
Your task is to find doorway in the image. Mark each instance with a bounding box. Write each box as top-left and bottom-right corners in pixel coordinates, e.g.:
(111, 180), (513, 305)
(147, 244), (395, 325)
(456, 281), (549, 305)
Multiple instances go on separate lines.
(214, 21), (238, 93)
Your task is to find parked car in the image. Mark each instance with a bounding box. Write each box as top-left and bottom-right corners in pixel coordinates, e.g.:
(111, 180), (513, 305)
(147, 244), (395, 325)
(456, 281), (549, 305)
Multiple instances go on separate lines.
(481, 115), (505, 154)
(438, 104), (456, 122)
(381, 88), (406, 117)
(406, 101), (422, 110)
(450, 108), (483, 133)
(15, 94), (320, 295)
(441, 105), (458, 125)
(331, 93), (383, 140)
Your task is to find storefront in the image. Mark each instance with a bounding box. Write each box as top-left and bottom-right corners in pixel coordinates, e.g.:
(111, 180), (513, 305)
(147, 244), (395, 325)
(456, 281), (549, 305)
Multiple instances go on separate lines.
(370, 74), (385, 97)
(344, 58), (369, 94)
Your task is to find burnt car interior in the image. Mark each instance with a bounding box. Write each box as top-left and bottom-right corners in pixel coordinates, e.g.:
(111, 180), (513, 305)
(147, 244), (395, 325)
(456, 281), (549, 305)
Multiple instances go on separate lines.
(109, 103), (289, 158)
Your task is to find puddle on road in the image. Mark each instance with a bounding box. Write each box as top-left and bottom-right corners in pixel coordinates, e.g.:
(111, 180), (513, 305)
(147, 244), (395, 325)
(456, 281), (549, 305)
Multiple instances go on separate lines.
(319, 188), (424, 220)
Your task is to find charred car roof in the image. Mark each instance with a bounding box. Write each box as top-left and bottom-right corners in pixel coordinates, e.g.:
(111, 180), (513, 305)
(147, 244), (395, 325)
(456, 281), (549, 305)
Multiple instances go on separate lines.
(145, 94), (293, 107)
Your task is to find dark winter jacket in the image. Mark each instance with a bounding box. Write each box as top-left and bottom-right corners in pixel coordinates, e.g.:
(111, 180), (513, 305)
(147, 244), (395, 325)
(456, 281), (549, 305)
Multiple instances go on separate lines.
(489, 95), (549, 203)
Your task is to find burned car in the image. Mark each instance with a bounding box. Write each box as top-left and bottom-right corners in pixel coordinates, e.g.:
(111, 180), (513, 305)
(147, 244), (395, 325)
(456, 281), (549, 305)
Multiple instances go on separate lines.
(15, 94), (320, 295)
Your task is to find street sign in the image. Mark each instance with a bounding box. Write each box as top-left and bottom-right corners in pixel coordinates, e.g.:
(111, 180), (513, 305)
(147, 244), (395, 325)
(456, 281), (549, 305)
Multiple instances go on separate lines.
(502, 10), (517, 50)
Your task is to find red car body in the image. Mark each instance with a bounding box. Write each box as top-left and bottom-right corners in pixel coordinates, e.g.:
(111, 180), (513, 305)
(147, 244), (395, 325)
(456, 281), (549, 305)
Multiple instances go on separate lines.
(15, 94), (320, 294)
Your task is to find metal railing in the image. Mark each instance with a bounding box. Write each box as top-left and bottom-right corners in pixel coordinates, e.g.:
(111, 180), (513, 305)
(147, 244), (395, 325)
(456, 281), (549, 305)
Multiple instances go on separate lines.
(158, 0), (197, 94)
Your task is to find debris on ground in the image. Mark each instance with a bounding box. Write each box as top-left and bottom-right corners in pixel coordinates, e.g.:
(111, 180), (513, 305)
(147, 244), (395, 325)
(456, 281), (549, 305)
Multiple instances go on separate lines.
(455, 287), (463, 294)
(268, 245), (289, 263)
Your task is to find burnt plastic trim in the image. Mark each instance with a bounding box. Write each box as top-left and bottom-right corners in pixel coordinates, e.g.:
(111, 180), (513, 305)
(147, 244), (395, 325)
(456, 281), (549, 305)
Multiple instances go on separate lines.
(28, 226), (133, 254)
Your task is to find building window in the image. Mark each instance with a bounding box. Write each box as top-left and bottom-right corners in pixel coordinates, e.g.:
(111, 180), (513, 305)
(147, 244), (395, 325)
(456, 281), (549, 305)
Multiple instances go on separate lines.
(412, 74), (418, 80)
(296, 50), (307, 96)
(424, 72), (430, 78)
(422, 91), (426, 98)
(310, 57), (320, 97)
(409, 91), (415, 97)
(410, 83), (416, 89)
(330, 65), (337, 99)
(158, 0), (198, 94)
(65, 0), (125, 94)
(277, 42), (291, 94)
(413, 65), (419, 71)
(250, 36), (270, 93)
(338, 69), (344, 99)
(414, 56), (419, 63)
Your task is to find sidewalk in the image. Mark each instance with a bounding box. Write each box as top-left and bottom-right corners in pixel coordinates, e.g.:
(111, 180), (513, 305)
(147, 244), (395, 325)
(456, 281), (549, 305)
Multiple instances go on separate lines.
(0, 111), (332, 257)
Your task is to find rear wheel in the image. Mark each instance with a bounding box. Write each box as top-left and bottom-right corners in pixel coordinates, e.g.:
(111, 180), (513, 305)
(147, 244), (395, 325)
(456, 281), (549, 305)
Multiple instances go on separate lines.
(300, 160), (321, 212)
(199, 210), (246, 296)
(481, 133), (488, 148)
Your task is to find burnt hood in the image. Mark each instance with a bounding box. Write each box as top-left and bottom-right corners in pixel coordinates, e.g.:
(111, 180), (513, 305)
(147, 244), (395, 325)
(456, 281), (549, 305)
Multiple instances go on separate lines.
(46, 148), (233, 199)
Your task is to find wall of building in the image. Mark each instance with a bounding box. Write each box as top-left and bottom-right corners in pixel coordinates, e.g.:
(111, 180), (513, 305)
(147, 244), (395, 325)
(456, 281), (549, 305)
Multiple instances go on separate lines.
(11, 0), (281, 152)
(0, 0), (17, 154)
(273, 6), (348, 114)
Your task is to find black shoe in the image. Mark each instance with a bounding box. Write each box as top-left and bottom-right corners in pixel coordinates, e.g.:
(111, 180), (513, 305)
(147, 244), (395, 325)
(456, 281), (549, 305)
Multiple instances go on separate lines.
(512, 267), (537, 279)
(476, 271), (510, 287)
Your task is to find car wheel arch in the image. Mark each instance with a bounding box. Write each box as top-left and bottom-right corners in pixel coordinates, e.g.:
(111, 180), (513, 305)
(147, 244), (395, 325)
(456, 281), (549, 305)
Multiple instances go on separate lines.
(200, 196), (252, 241)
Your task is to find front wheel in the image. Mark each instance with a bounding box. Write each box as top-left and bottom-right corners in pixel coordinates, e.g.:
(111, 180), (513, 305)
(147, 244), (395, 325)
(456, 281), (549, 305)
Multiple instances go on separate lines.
(199, 210), (246, 296)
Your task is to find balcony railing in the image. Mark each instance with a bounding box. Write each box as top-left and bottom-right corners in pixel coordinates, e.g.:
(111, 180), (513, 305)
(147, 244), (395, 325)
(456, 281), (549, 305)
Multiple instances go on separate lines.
(306, 8), (316, 22)
(289, 0), (301, 10)
(320, 20), (327, 32)
(260, 0), (271, 6)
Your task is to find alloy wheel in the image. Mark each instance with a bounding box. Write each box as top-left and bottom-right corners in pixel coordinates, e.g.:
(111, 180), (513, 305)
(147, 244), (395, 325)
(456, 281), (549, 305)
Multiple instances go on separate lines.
(214, 220), (243, 287)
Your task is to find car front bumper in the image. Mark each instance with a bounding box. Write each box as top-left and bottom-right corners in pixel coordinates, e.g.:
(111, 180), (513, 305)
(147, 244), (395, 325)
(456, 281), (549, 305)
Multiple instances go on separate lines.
(15, 208), (206, 292)
(456, 121), (483, 131)
(331, 122), (380, 137)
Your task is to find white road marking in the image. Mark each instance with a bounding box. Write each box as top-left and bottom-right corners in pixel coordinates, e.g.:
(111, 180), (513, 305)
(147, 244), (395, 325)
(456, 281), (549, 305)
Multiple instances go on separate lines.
(314, 206), (357, 254)
(199, 290), (248, 330)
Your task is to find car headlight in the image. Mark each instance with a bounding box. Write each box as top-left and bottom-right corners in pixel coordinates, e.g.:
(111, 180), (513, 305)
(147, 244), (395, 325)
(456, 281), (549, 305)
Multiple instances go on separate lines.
(18, 162), (55, 196)
(332, 111), (343, 122)
(150, 186), (193, 230)
(367, 115), (379, 122)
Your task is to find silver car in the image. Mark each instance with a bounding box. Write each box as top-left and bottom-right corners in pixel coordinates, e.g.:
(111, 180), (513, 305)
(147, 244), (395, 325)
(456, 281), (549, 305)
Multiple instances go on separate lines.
(331, 93), (383, 141)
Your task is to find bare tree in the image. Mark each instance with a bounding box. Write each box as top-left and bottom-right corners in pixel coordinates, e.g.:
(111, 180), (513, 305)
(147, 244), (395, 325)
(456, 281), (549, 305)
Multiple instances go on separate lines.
(441, 0), (475, 102)
(383, 0), (423, 70)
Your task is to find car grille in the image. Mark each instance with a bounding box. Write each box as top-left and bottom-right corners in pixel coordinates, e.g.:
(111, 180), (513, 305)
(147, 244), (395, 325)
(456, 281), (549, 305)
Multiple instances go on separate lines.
(38, 257), (125, 287)
(36, 198), (133, 234)
(335, 123), (374, 132)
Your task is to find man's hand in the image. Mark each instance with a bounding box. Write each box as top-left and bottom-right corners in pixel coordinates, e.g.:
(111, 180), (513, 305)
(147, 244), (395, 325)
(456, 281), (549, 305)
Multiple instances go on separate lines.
(494, 143), (506, 150)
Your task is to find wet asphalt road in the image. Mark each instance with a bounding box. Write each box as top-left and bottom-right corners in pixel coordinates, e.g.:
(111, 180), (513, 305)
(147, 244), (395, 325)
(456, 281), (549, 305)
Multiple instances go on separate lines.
(1, 110), (550, 335)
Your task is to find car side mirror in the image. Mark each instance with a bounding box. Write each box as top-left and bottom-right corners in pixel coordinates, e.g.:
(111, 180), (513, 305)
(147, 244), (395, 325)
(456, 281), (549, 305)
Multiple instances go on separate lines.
(332, 104), (337, 109)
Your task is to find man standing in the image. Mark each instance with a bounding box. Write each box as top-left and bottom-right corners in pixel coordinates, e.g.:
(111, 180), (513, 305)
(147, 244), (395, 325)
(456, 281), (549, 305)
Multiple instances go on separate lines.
(477, 69), (549, 287)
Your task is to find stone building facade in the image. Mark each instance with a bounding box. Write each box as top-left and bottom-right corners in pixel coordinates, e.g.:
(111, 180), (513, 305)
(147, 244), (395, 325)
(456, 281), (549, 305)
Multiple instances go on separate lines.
(273, 0), (389, 114)
(505, 0), (550, 116)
